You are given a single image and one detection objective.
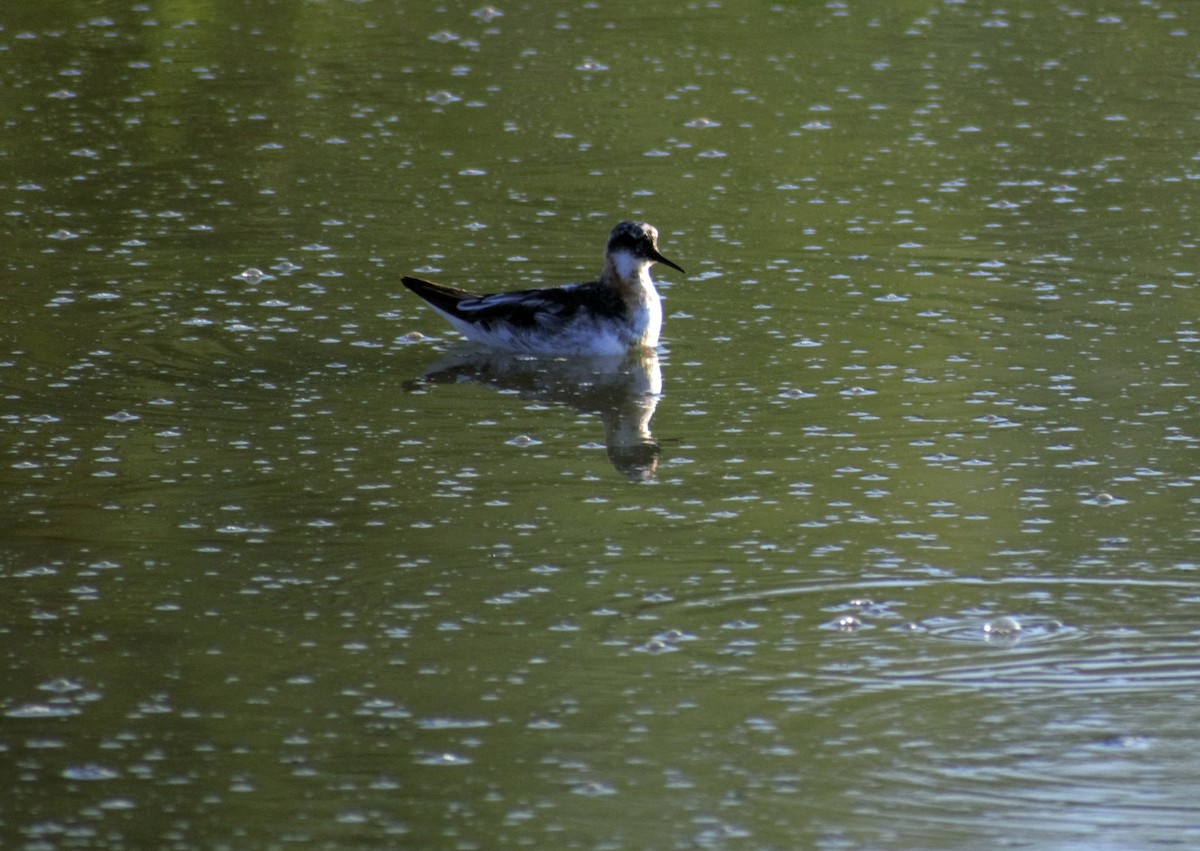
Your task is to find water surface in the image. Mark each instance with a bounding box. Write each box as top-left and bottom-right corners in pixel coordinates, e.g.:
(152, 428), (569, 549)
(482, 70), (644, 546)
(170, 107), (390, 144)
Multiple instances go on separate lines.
(3, 1), (1199, 848)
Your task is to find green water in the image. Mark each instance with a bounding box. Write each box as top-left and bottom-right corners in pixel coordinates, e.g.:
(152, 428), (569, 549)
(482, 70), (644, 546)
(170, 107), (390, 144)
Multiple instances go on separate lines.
(3, 1), (1199, 848)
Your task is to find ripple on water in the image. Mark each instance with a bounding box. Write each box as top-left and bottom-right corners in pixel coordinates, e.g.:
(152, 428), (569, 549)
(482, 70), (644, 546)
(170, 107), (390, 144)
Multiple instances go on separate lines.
(628, 574), (1200, 845)
(653, 574), (1200, 696)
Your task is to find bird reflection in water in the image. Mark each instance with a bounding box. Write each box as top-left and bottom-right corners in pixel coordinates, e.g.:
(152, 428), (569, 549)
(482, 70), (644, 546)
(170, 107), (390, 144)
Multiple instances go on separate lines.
(407, 347), (663, 480)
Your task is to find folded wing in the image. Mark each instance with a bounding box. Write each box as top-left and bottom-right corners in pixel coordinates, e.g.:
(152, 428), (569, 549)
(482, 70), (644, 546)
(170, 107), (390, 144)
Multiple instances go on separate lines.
(403, 277), (607, 332)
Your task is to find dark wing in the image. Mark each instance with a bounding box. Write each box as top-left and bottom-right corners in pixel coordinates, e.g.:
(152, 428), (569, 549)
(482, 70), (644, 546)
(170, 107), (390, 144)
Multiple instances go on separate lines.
(405, 277), (619, 332)
(402, 277), (484, 315)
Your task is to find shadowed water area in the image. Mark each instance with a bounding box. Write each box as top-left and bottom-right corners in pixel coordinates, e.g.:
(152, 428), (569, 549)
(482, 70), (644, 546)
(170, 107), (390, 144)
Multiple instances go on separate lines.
(2, 1), (1199, 848)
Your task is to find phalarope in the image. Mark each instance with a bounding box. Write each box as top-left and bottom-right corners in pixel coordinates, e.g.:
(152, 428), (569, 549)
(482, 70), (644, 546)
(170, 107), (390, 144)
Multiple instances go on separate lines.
(402, 220), (684, 356)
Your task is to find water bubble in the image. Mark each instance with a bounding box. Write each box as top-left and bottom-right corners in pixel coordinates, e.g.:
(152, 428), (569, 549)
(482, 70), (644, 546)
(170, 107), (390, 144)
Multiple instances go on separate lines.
(416, 751), (472, 766)
(696, 823), (752, 842)
(983, 616), (1022, 637)
(472, 6), (504, 22)
(98, 798), (135, 810)
(634, 639), (678, 654)
(39, 678), (84, 694)
(426, 91), (462, 106)
(506, 434), (542, 447)
(62, 764), (120, 781)
(1083, 491), (1126, 506)
(571, 781), (617, 797)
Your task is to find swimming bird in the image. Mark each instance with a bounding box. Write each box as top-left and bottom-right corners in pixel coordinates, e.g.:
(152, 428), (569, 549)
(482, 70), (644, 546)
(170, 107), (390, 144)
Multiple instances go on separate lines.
(402, 221), (684, 356)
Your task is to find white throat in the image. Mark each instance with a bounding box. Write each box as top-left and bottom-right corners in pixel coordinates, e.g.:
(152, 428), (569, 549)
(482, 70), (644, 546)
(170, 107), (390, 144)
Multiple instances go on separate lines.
(611, 249), (650, 284)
